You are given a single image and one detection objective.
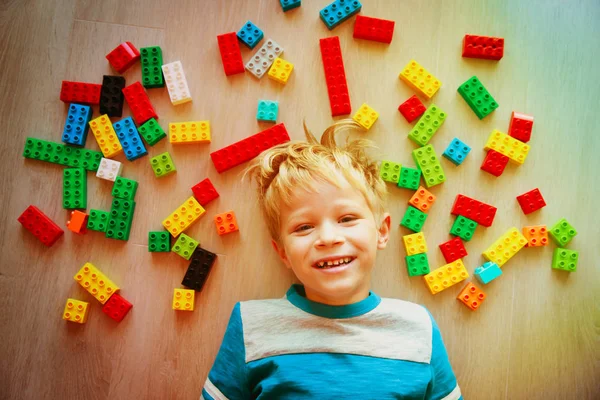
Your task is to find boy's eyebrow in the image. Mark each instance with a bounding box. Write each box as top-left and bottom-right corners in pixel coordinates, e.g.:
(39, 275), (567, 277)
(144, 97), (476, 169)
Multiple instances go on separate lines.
(286, 199), (365, 221)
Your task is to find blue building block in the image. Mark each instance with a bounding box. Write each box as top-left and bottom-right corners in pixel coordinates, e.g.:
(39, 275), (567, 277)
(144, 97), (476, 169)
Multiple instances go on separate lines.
(113, 117), (147, 161)
(256, 100), (279, 122)
(280, 0), (301, 11)
(443, 137), (471, 165)
(62, 104), (92, 146)
(474, 261), (503, 284)
(319, 0), (362, 30)
(237, 21), (264, 49)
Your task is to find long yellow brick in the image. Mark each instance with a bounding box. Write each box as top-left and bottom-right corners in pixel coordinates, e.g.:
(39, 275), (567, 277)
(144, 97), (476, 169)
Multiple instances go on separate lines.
(162, 196), (205, 237)
(423, 259), (469, 294)
(482, 227), (528, 266)
(484, 130), (530, 164)
(399, 59), (442, 99)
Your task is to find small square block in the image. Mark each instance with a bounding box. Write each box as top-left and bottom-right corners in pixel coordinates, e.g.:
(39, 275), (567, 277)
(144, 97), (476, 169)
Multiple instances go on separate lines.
(397, 166), (421, 190)
(474, 261), (502, 285)
(280, 0), (301, 12)
(549, 218), (577, 247)
(268, 57), (294, 84)
(398, 95), (426, 123)
(408, 186), (436, 213)
(480, 149), (509, 177)
(439, 237), (468, 263)
(405, 253), (430, 276)
(173, 289), (195, 311)
(215, 211), (239, 235)
(516, 188), (546, 214)
(457, 282), (486, 311)
(63, 299), (89, 323)
(257, 100), (279, 122)
(552, 248), (578, 272)
(138, 118), (166, 146)
(148, 231), (171, 252)
(67, 210), (88, 234)
(508, 111), (534, 143)
(522, 225), (549, 247)
(102, 293), (132, 322)
(96, 158), (122, 182)
(237, 20), (264, 49)
(403, 232), (427, 255)
(450, 215), (478, 242)
(443, 138), (471, 166)
(400, 206), (427, 232)
(112, 176), (138, 200)
(191, 178), (220, 206)
(352, 103), (379, 130)
(379, 161), (402, 183)
(172, 233), (199, 260)
(87, 209), (110, 232)
(150, 152), (176, 178)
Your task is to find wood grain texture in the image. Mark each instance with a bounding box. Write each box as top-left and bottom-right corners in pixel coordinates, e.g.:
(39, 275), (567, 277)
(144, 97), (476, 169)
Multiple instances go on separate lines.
(1, 0), (598, 399)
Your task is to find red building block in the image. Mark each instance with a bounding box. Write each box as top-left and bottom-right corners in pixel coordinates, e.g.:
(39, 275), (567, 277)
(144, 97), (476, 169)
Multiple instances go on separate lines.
(60, 81), (101, 105)
(353, 15), (395, 44)
(516, 188), (546, 214)
(462, 34), (504, 60)
(18, 205), (64, 247)
(217, 32), (245, 76)
(457, 282), (486, 311)
(398, 95), (426, 123)
(508, 111), (534, 143)
(67, 210), (88, 234)
(122, 82), (158, 125)
(106, 42), (140, 73)
(480, 149), (509, 177)
(102, 293), (133, 322)
(451, 194), (497, 227)
(210, 123), (290, 173)
(319, 36), (351, 116)
(192, 178), (220, 206)
(439, 237), (468, 263)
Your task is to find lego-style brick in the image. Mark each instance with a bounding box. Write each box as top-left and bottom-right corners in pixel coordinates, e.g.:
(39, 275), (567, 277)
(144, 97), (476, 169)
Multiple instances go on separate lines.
(246, 39), (284, 79)
(522, 225), (548, 247)
(319, 36), (351, 116)
(99, 75), (125, 117)
(397, 166), (421, 190)
(403, 232), (427, 255)
(474, 261), (502, 285)
(398, 95), (426, 123)
(423, 259), (469, 295)
(163, 196), (205, 237)
(462, 35), (504, 60)
(173, 288), (195, 311)
(63, 167), (87, 209)
(280, 0), (301, 12)
(169, 121), (211, 144)
(141, 46), (164, 88)
(67, 210), (88, 234)
(87, 209), (110, 232)
(18, 205), (64, 247)
(457, 76), (499, 120)
(257, 100), (279, 122)
(412, 144), (446, 188)
(552, 248), (578, 272)
(549, 218), (577, 247)
(379, 161), (401, 183)
(480, 149), (509, 177)
(162, 61), (192, 105)
(138, 118), (166, 146)
(516, 188), (546, 215)
(150, 152), (176, 178)
(484, 130), (530, 165)
(451, 194), (497, 227)
(439, 237), (467, 264)
(399, 60), (442, 99)
(268, 57), (294, 84)
(450, 215), (478, 242)
(457, 282), (486, 311)
(96, 158), (122, 181)
(352, 103), (379, 130)
(102, 293), (132, 322)
(191, 178), (220, 206)
(148, 230), (170, 252)
(62, 299), (89, 324)
(237, 20), (264, 49)
(443, 138), (471, 166)
(106, 41), (140, 73)
(113, 117), (147, 161)
(182, 247), (218, 291)
(172, 233), (199, 260)
(89, 115), (123, 158)
(409, 186), (436, 213)
(353, 15), (394, 44)
(60, 81), (101, 105)
(482, 227), (528, 267)
(210, 123), (290, 173)
(508, 111), (534, 143)
(215, 211), (239, 235)
(400, 206), (428, 233)
(62, 104), (92, 147)
(112, 176), (138, 200)
(73, 262), (119, 304)
(320, 0), (362, 30)
(405, 253), (430, 277)
(23, 137), (102, 171)
(217, 32), (245, 76)
(122, 81), (158, 125)
(106, 199), (136, 241)
(408, 104), (447, 146)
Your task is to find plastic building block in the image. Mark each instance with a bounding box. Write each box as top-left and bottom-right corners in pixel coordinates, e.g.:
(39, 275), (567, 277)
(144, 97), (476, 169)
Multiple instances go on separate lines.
(484, 130), (530, 165)
(89, 115), (123, 158)
(246, 39), (283, 79)
(99, 75), (125, 117)
(268, 57), (294, 84)
(450, 215), (478, 242)
(23, 137), (102, 171)
(412, 144), (446, 188)
(353, 15), (394, 44)
(399, 60), (441, 99)
(405, 253), (430, 277)
(217, 32), (245, 76)
(62, 104), (92, 146)
(182, 247), (218, 291)
(73, 262), (119, 304)
(87, 209), (110, 232)
(480, 149), (509, 177)
(403, 232), (427, 255)
(482, 227), (528, 267)
(122, 82), (158, 125)
(162, 61), (192, 105)
(443, 138), (471, 166)
(474, 261), (502, 285)
(67, 210), (88, 234)
(138, 118), (166, 146)
(352, 103), (379, 130)
(112, 176), (138, 200)
(257, 100), (279, 122)
(173, 288), (195, 311)
(18, 205), (64, 247)
(280, 0), (301, 12)
(163, 196), (205, 237)
(400, 206), (428, 232)
(409, 186), (436, 213)
(457, 282), (486, 311)
(397, 166), (421, 190)
(522, 225), (548, 247)
(63, 167), (87, 209)
(320, 0), (362, 30)
(106, 199), (136, 241)
(172, 233), (199, 260)
(379, 161), (401, 183)
(457, 76), (499, 120)
(113, 117), (147, 161)
(191, 178), (220, 206)
(451, 194), (497, 227)
(552, 248), (578, 272)
(140, 46), (164, 88)
(150, 152), (176, 178)
(60, 81), (101, 105)
(549, 218), (577, 247)
(516, 188), (546, 214)
(148, 231), (170, 252)
(462, 35), (504, 60)
(169, 121), (211, 144)
(439, 237), (467, 264)
(237, 21), (264, 49)
(215, 211), (239, 235)
(408, 105), (447, 146)
(423, 259), (469, 295)
(319, 36), (351, 116)
(508, 111), (534, 143)
(63, 299), (89, 323)
(106, 41), (140, 73)
(102, 293), (132, 322)
(210, 123), (290, 173)
(398, 95), (426, 123)
(96, 158), (122, 181)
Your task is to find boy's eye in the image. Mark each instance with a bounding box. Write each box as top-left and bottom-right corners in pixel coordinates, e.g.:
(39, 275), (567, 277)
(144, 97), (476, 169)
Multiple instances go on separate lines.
(340, 216), (356, 223)
(295, 225), (312, 232)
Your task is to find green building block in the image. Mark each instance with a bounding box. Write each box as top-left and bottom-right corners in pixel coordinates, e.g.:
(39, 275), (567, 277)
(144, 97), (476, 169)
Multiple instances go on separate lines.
(401, 206), (428, 232)
(457, 76), (499, 120)
(138, 118), (166, 146)
(112, 176), (138, 200)
(406, 253), (430, 276)
(106, 199), (136, 241)
(412, 144), (446, 188)
(380, 161), (401, 183)
(141, 46), (165, 88)
(63, 167), (87, 209)
(148, 230), (170, 252)
(23, 137), (102, 171)
(87, 209), (110, 232)
(397, 166), (421, 190)
(549, 218), (577, 247)
(551, 248), (578, 272)
(150, 152), (176, 178)
(450, 215), (478, 241)
(408, 104), (447, 146)
(172, 233), (199, 260)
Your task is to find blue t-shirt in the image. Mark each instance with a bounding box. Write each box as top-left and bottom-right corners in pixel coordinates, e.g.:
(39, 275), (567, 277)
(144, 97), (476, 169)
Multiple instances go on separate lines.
(202, 284), (462, 400)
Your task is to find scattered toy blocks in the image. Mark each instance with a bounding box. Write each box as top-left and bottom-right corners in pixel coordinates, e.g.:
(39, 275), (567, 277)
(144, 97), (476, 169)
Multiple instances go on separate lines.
(398, 95), (426, 123)
(408, 104), (447, 146)
(450, 215), (478, 242)
(451, 194), (497, 227)
(484, 130), (530, 165)
(403, 232), (427, 255)
(18, 205), (64, 247)
(73, 262), (119, 304)
(138, 118), (166, 146)
(353, 15), (394, 44)
(102, 293), (132, 322)
(552, 248), (578, 272)
(405, 253), (430, 277)
(257, 100), (279, 122)
(409, 186), (436, 213)
(172, 233), (199, 260)
(96, 158), (122, 181)
(191, 178), (219, 206)
(319, 36), (351, 116)
(60, 81), (101, 105)
(112, 176), (138, 200)
(99, 75), (125, 117)
(150, 152), (176, 178)
(280, 0), (301, 12)
(148, 231), (171, 252)
(182, 247), (218, 291)
(62, 104), (92, 147)
(397, 166), (421, 190)
(457, 282), (486, 311)
(423, 259), (469, 295)
(173, 288), (195, 311)
(462, 35), (504, 60)
(439, 237), (468, 263)
(163, 196), (205, 237)
(522, 225), (548, 247)
(140, 46), (164, 88)
(399, 60), (442, 99)
(401, 206), (428, 232)
(508, 111), (534, 143)
(106, 41), (140, 73)
(215, 211), (239, 235)
(379, 161), (402, 183)
(63, 167), (87, 209)
(320, 0), (362, 30)
(217, 32), (245, 76)
(246, 39), (283, 79)
(67, 210), (88, 234)
(549, 218), (577, 247)
(122, 81), (158, 125)
(169, 121), (211, 144)
(87, 209), (110, 232)
(480, 149), (509, 177)
(113, 117), (147, 161)
(457, 76), (499, 120)
(106, 199), (136, 241)
(89, 115), (123, 158)
(162, 61), (192, 105)
(412, 144), (446, 188)
(482, 227), (528, 267)
(516, 188), (546, 214)
(268, 57), (294, 84)
(443, 138), (471, 166)
(474, 261), (502, 285)
(352, 103), (379, 129)
(63, 299), (89, 324)
(23, 137), (102, 171)
(237, 20), (264, 49)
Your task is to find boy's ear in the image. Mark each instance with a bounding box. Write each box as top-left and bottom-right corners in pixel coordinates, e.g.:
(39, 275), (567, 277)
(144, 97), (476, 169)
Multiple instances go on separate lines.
(271, 239), (293, 269)
(376, 212), (392, 249)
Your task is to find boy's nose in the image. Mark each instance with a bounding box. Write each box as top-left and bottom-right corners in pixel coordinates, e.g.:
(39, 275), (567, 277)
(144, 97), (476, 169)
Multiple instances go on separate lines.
(315, 222), (345, 247)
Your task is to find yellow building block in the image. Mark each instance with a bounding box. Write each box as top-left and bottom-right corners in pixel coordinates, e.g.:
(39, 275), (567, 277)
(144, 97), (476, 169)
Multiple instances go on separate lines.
(73, 262), (119, 304)
(423, 259), (469, 295)
(173, 288), (195, 311)
(482, 227), (528, 267)
(162, 196), (205, 237)
(484, 130), (530, 165)
(352, 103), (379, 130)
(403, 232), (427, 255)
(399, 59), (442, 99)
(89, 115), (123, 158)
(169, 121), (211, 144)
(268, 57), (294, 84)
(62, 298), (89, 324)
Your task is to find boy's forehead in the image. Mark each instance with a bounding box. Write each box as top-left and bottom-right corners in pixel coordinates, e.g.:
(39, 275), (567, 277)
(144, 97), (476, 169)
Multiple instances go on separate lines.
(283, 178), (366, 212)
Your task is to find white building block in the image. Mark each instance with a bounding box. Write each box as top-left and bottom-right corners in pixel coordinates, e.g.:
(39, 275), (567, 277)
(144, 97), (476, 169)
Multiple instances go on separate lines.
(162, 61), (192, 105)
(96, 157), (122, 182)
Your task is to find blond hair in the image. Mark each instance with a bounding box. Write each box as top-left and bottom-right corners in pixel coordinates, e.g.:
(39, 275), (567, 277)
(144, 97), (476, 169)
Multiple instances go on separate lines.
(243, 119), (388, 244)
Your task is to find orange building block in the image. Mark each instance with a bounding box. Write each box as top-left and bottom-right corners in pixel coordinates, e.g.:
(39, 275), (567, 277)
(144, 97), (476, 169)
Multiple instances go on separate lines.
(457, 282), (486, 311)
(522, 225), (548, 247)
(409, 186), (436, 213)
(214, 211), (239, 235)
(67, 210), (88, 234)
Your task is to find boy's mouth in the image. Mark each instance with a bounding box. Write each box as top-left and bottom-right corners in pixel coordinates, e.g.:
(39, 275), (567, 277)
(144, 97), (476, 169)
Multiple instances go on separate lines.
(313, 256), (356, 269)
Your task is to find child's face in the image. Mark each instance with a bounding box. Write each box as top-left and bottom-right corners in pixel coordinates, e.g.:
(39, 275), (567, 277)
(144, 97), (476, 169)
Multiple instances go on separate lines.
(272, 177), (391, 306)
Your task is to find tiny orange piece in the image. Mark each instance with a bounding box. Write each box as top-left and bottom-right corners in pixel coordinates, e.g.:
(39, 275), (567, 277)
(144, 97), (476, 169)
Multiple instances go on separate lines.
(409, 186), (436, 213)
(522, 225), (548, 247)
(457, 282), (486, 311)
(214, 211), (239, 236)
(67, 210), (88, 234)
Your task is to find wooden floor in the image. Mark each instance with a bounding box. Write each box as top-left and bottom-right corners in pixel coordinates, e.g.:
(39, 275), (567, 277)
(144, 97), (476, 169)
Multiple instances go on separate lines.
(1, 0), (599, 399)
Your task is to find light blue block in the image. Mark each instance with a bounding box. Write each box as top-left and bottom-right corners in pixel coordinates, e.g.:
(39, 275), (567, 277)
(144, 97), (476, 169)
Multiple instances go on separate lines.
(62, 104), (92, 146)
(319, 0), (362, 30)
(257, 100), (279, 122)
(474, 261), (502, 284)
(114, 117), (148, 161)
(443, 137), (471, 165)
(237, 21), (264, 49)
(280, 0), (301, 11)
